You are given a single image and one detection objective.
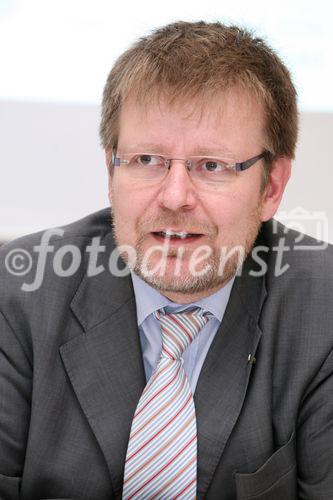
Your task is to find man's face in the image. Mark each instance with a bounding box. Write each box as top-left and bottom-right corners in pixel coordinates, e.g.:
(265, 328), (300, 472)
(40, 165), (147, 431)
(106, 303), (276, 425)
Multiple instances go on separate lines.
(108, 89), (282, 303)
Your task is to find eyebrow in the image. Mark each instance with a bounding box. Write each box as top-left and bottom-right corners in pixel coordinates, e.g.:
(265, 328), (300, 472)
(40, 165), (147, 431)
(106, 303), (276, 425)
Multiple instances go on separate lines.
(118, 143), (166, 153)
(118, 143), (237, 157)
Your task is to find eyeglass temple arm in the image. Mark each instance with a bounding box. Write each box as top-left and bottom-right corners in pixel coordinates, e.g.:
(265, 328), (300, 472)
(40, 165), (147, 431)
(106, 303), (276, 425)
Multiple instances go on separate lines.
(110, 147), (120, 166)
(235, 152), (267, 172)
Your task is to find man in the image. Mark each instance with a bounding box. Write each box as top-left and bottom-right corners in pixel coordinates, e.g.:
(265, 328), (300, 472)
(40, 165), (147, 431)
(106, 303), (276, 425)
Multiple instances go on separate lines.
(0, 21), (332, 500)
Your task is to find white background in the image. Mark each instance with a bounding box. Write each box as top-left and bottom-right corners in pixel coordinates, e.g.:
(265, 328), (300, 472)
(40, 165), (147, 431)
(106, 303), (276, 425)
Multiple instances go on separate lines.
(1, 0), (332, 242)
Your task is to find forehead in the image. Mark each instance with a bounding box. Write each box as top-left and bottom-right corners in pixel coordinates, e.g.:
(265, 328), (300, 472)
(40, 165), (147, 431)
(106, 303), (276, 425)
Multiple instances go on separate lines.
(117, 88), (266, 154)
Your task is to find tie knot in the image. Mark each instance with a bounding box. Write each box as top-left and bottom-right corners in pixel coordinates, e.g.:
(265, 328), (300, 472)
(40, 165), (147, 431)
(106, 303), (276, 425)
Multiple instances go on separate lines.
(154, 307), (211, 360)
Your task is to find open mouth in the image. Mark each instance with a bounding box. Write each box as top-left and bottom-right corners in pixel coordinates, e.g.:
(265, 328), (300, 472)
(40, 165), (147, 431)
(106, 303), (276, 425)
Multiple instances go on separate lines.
(151, 230), (203, 242)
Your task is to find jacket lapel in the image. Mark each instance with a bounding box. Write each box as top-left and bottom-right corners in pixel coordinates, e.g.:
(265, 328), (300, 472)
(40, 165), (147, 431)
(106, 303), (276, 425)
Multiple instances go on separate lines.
(195, 251), (267, 498)
(59, 233), (145, 498)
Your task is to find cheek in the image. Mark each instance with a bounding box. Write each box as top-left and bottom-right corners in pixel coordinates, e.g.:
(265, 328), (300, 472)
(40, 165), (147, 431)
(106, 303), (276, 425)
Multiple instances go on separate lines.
(110, 177), (152, 234)
(207, 188), (261, 238)
(206, 190), (243, 223)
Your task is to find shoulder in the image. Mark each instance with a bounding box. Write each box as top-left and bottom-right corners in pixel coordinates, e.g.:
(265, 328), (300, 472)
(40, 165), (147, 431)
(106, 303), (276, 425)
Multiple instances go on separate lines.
(257, 219), (333, 361)
(260, 218), (333, 286)
(0, 207), (112, 255)
(0, 207), (114, 315)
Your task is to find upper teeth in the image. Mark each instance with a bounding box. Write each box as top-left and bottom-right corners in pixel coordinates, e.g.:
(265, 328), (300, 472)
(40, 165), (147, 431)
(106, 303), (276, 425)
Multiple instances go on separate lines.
(163, 230), (189, 239)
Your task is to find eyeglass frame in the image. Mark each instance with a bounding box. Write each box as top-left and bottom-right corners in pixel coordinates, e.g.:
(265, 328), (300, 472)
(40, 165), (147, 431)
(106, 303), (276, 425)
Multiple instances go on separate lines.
(110, 148), (270, 174)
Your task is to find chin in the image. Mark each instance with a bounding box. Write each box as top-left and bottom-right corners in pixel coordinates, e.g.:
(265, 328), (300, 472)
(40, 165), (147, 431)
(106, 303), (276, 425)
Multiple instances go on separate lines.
(132, 256), (238, 296)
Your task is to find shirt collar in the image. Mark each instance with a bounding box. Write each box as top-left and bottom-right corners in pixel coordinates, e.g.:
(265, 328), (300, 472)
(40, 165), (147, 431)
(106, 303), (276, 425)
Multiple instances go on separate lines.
(131, 271), (235, 326)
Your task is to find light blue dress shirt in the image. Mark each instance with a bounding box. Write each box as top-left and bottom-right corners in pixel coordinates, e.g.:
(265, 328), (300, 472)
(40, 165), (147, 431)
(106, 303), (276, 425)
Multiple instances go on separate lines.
(131, 272), (235, 394)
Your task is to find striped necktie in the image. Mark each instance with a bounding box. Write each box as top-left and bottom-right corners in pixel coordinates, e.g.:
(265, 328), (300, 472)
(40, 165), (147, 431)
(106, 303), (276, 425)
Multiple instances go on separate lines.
(122, 307), (211, 499)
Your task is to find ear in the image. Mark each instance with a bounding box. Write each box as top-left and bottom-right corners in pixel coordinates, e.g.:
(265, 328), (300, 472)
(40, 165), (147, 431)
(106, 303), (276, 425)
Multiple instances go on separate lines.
(105, 147), (113, 204)
(260, 157), (291, 222)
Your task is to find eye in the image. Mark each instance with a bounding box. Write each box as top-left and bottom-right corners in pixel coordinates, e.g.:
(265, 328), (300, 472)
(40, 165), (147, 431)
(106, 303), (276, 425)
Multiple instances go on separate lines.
(200, 159), (230, 172)
(136, 154), (162, 167)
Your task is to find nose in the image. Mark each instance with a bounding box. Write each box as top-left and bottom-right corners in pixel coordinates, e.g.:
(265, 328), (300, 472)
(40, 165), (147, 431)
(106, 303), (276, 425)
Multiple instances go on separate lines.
(156, 160), (197, 211)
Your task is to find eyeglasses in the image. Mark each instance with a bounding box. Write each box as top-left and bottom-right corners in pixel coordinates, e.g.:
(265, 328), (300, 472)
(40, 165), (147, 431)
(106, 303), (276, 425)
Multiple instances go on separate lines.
(111, 149), (268, 185)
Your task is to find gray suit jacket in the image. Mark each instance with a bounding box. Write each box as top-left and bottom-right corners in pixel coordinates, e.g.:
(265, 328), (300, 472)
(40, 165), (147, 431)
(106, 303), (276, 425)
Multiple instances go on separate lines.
(0, 208), (332, 500)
